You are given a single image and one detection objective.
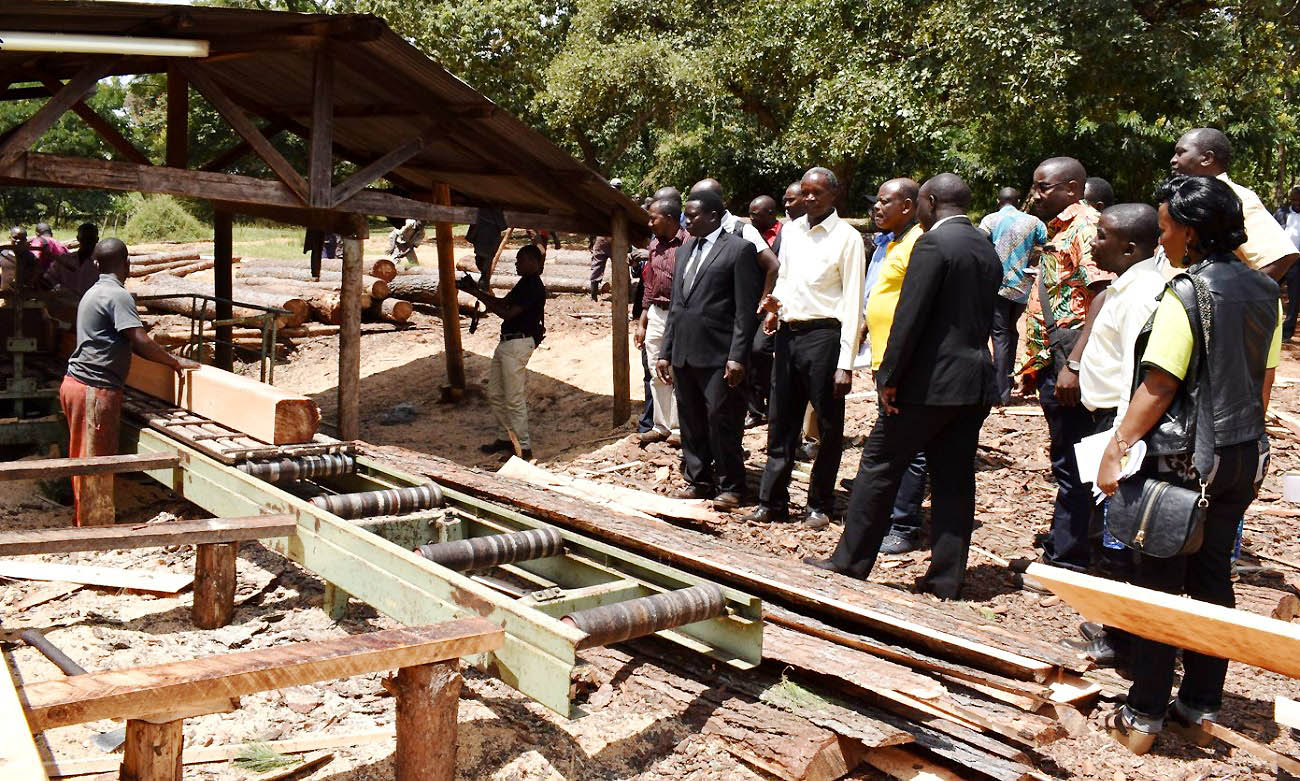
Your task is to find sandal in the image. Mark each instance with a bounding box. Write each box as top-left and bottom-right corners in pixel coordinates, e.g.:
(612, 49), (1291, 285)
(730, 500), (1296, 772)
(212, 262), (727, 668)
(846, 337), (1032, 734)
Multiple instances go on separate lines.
(1104, 706), (1157, 755)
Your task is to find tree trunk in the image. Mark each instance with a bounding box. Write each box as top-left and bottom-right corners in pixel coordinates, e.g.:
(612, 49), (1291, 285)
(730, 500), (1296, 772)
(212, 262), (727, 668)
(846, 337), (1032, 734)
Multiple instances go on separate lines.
(233, 264), (388, 298)
(131, 273), (309, 327)
(370, 297), (412, 324)
(242, 255), (397, 282)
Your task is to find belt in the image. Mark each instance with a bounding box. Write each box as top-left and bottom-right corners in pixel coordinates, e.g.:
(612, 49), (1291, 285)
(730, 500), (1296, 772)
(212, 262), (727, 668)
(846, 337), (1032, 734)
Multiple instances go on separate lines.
(785, 318), (840, 332)
(501, 332), (534, 342)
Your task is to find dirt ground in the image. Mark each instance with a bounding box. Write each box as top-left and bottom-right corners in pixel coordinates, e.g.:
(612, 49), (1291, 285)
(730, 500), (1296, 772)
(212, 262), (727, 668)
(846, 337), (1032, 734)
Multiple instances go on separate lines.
(6, 235), (1300, 779)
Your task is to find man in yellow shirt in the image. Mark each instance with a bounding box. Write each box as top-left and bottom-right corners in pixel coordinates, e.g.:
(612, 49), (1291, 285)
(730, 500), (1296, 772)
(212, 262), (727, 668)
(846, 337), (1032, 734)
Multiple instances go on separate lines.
(860, 178), (927, 554)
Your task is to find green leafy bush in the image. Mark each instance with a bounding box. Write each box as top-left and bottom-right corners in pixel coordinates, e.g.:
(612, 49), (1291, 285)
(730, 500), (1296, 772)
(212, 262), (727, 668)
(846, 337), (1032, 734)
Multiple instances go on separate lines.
(120, 195), (205, 244)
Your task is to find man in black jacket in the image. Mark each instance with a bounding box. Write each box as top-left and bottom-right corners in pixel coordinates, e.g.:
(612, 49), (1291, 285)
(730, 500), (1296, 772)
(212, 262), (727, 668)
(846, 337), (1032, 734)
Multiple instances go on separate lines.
(657, 190), (763, 508)
(806, 174), (1001, 599)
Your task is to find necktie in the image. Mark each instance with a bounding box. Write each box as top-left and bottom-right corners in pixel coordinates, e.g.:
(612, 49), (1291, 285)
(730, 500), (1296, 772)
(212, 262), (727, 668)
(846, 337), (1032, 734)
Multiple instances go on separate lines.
(684, 237), (707, 293)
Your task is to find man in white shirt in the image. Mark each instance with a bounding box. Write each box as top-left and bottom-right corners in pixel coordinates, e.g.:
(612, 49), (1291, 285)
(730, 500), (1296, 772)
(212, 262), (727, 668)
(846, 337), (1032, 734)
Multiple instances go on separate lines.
(747, 167), (866, 527)
(1273, 186), (1300, 338)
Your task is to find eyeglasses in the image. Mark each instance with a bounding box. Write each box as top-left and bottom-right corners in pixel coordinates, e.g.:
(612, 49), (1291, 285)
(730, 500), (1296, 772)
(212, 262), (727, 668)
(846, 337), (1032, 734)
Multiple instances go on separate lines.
(1032, 180), (1071, 195)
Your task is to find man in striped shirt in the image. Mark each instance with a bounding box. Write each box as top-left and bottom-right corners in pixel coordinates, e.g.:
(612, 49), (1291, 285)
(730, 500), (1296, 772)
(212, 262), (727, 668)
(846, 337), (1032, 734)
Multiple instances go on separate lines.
(978, 188), (1047, 405)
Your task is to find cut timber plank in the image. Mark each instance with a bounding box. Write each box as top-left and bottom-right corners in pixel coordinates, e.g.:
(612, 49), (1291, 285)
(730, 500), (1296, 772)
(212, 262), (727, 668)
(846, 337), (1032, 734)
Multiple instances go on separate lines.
(0, 452), (179, 481)
(22, 619), (503, 730)
(1277, 696), (1300, 731)
(0, 515), (296, 556)
(368, 446), (1078, 679)
(764, 624), (946, 700)
(864, 746), (966, 781)
(0, 560), (192, 594)
(498, 456), (715, 523)
(126, 358), (320, 445)
(1026, 563), (1300, 679)
(1202, 721), (1300, 775)
(0, 659), (47, 779)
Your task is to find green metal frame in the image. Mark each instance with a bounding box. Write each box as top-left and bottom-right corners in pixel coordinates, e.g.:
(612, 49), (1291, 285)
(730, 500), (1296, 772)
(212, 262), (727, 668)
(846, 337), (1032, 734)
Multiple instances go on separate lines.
(122, 425), (763, 717)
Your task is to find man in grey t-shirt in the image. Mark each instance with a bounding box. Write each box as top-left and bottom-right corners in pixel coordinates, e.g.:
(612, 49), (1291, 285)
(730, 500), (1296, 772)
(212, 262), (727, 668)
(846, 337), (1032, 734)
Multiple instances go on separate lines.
(61, 238), (197, 526)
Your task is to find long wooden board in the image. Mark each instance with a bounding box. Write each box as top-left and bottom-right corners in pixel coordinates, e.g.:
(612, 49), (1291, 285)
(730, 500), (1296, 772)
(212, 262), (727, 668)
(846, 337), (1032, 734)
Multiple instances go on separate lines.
(22, 619), (503, 730)
(1026, 563), (1300, 679)
(0, 452), (180, 481)
(0, 659), (47, 779)
(498, 457), (715, 523)
(0, 515), (296, 556)
(126, 358), (319, 445)
(0, 560), (193, 594)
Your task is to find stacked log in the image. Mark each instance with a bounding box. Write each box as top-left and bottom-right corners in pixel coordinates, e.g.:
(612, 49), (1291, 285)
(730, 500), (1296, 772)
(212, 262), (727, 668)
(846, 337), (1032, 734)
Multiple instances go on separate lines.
(241, 256), (398, 282)
(237, 265), (389, 299)
(131, 273), (310, 327)
(235, 278), (370, 324)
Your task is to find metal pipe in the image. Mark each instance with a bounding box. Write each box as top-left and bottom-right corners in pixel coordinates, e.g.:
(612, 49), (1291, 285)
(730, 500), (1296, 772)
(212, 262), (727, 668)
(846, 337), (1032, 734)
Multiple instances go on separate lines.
(238, 453), (356, 483)
(310, 483), (443, 519)
(415, 528), (564, 572)
(0, 32), (210, 58)
(563, 584), (726, 650)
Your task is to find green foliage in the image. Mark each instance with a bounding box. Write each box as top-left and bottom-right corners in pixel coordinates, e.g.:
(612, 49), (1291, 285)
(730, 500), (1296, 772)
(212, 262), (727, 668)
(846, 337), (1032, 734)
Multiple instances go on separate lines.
(121, 196), (207, 244)
(232, 742), (297, 772)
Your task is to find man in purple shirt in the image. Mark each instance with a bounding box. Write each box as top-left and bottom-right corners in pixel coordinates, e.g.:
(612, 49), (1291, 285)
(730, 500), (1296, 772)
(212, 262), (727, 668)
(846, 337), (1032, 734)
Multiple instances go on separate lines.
(635, 198), (688, 444)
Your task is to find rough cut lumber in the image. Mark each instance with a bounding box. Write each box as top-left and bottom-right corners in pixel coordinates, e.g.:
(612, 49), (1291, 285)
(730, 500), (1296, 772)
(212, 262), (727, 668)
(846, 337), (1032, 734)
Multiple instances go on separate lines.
(233, 264), (390, 299)
(1026, 563), (1300, 679)
(369, 297), (413, 324)
(365, 446), (1078, 679)
(121, 718), (183, 780)
(0, 560), (192, 594)
(243, 256), (398, 282)
(129, 250), (201, 264)
(1, 658), (47, 780)
(126, 358), (320, 445)
(498, 456), (714, 523)
(1277, 696), (1300, 730)
(764, 624), (946, 701)
(1202, 721), (1300, 775)
(163, 259), (215, 277)
(0, 451), (179, 481)
(192, 542), (237, 629)
(129, 257), (209, 277)
(0, 515), (295, 556)
(131, 273), (309, 327)
(21, 619), (503, 731)
(864, 746), (965, 781)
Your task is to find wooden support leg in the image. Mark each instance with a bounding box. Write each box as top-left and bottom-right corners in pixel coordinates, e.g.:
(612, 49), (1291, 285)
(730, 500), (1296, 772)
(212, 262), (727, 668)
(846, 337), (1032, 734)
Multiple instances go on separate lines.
(392, 661), (461, 781)
(79, 474), (115, 527)
(338, 217), (366, 441)
(192, 542), (236, 629)
(609, 211), (631, 426)
(434, 183), (465, 395)
(322, 580), (349, 620)
(120, 717), (183, 781)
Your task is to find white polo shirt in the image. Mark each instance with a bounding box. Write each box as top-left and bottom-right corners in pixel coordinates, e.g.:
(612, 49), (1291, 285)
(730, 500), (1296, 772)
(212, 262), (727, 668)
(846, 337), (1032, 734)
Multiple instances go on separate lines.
(1079, 257), (1167, 414)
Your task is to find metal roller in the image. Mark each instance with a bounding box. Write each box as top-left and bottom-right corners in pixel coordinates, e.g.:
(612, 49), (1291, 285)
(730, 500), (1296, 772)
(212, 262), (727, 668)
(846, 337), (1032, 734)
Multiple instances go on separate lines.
(310, 483), (443, 519)
(238, 453), (356, 483)
(415, 527), (565, 571)
(563, 584), (726, 650)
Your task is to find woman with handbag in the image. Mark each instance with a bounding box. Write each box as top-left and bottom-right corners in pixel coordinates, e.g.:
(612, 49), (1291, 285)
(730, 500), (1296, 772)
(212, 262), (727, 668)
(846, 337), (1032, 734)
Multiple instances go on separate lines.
(1096, 175), (1281, 754)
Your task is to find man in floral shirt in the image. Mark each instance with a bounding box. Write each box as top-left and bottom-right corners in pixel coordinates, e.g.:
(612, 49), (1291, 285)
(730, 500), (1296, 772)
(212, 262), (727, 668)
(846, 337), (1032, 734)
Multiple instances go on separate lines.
(1020, 157), (1113, 579)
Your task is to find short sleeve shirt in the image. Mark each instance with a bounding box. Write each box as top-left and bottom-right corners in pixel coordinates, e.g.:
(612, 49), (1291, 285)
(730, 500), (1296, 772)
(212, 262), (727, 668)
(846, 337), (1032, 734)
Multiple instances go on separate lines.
(66, 274), (144, 389)
(502, 274), (547, 343)
(1220, 174), (1298, 270)
(1143, 295), (1282, 380)
(864, 223), (923, 371)
(721, 212), (772, 257)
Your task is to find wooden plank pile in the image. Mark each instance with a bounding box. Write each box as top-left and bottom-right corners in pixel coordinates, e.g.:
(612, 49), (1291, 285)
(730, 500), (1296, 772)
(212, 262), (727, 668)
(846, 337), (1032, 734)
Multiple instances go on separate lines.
(364, 444), (1099, 780)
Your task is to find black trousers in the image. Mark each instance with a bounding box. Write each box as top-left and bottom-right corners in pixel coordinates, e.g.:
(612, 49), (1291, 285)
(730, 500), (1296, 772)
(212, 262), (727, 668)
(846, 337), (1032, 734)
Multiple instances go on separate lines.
(1285, 262), (1300, 337)
(747, 329), (775, 421)
(831, 402), (990, 599)
(758, 324), (844, 515)
(638, 347), (654, 433)
(1127, 440), (1259, 718)
(991, 297), (1027, 405)
(673, 363), (747, 494)
(1040, 372), (1099, 571)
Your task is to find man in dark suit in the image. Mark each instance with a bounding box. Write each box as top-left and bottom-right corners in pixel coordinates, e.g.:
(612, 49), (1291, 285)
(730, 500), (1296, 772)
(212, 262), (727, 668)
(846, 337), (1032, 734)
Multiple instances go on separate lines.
(806, 173), (1001, 600)
(657, 190), (762, 508)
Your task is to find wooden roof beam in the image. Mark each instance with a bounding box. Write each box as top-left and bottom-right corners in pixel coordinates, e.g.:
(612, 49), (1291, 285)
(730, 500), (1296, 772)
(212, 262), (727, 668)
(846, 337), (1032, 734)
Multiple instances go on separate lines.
(308, 48), (333, 208)
(39, 78), (151, 166)
(179, 62), (309, 204)
(330, 125), (439, 208)
(198, 120), (286, 173)
(0, 56), (118, 169)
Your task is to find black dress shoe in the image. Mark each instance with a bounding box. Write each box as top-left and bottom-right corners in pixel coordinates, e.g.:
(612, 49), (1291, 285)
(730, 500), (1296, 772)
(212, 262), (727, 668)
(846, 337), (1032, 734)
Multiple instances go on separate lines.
(672, 485), (716, 500)
(802, 557), (863, 579)
(743, 505), (790, 523)
(1079, 621), (1105, 642)
(479, 439), (512, 454)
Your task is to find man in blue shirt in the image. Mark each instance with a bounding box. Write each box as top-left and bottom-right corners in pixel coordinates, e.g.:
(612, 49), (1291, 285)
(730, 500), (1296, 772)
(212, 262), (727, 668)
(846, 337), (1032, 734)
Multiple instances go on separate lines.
(978, 187), (1048, 405)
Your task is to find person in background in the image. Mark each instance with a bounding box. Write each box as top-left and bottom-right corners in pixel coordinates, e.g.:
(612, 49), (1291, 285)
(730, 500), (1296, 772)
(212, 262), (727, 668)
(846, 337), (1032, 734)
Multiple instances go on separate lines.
(0, 226), (38, 292)
(63, 238), (198, 526)
(1169, 128), (1299, 281)
(1097, 175), (1280, 755)
(587, 178), (626, 299)
(978, 186), (1048, 406)
(45, 223), (101, 299)
(688, 178), (780, 294)
(388, 219), (425, 267)
(467, 207), (508, 288)
(863, 178), (929, 554)
(750, 168), (866, 529)
(31, 222), (68, 275)
(460, 244), (549, 462)
(635, 198), (687, 445)
(806, 174), (1001, 599)
(1272, 185), (1300, 339)
(749, 195), (782, 246)
(745, 194), (783, 427)
(1085, 177), (1115, 213)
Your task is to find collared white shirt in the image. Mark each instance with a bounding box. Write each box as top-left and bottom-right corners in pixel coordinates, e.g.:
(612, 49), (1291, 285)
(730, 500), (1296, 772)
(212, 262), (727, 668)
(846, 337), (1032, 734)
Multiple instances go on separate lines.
(1079, 257), (1167, 415)
(721, 211), (772, 256)
(1284, 209), (1300, 251)
(681, 225), (724, 293)
(927, 215), (964, 232)
(772, 210), (867, 370)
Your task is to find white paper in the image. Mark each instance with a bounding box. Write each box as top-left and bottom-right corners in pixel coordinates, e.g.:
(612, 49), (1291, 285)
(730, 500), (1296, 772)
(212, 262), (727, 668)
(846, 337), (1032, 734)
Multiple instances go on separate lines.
(853, 336), (872, 370)
(1074, 429), (1146, 505)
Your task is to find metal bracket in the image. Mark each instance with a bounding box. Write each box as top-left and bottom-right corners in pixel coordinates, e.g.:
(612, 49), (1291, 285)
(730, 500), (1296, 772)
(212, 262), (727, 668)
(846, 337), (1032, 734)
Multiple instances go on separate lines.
(5, 337), (36, 352)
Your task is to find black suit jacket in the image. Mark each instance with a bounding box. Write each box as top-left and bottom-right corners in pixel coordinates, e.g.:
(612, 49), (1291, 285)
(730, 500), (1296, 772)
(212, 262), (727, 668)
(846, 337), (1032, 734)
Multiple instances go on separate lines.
(877, 216), (1001, 406)
(661, 231), (762, 368)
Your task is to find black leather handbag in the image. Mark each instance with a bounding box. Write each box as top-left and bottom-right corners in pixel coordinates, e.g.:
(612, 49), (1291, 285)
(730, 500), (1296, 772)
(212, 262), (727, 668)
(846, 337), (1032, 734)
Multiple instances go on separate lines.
(1106, 275), (1214, 558)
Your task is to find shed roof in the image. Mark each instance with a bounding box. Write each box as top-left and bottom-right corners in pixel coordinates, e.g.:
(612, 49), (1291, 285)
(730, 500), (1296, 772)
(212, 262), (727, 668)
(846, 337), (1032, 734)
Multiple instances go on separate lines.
(0, 0), (646, 237)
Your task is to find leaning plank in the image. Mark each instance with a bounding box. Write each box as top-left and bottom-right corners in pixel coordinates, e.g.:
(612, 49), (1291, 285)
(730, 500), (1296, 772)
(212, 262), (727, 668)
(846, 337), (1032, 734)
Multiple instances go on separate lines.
(22, 619), (503, 731)
(366, 446), (1077, 679)
(0, 560), (192, 594)
(0, 515), (295, 556)
(0, 451), (180, 481)
(1202, 721), (1300, 775)
(127, 358), (320, 445)
(1026, 563), (1300, 679)
(0, 659), (47, 779)
(498, 457), (712, 523)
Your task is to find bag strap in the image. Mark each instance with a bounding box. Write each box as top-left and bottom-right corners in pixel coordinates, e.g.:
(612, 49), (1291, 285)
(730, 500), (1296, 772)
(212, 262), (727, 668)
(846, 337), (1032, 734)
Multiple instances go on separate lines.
(1037, 271), (1059, 332)
(1172, 272), (1216, 488)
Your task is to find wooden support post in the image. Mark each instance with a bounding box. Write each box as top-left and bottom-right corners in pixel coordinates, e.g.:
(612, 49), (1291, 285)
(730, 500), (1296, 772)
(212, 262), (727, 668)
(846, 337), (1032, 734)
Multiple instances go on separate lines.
(79, 473), (115, 527)
(434, 183), (465, 394)
(166, 64), (188, 169)
(339, 217), (366, 440)
(392, 662), (461, 781)
(308, 49), (333, 208)
(213, 210), (234, 371)
(323, 581), (349, 620)
(609, 211), (631, 426)
(193, 542), (237, 629)
(120, 718), (184, 781)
